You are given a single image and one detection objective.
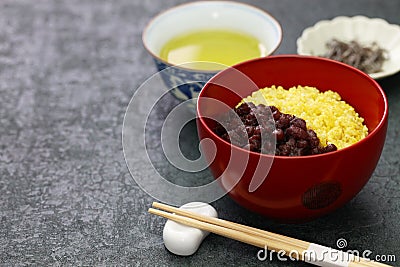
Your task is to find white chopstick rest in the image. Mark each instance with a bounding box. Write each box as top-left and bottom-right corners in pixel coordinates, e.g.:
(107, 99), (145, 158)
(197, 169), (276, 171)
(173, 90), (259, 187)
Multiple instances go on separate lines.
(162, 202), (218, 256)
(304, 243), (355, 267)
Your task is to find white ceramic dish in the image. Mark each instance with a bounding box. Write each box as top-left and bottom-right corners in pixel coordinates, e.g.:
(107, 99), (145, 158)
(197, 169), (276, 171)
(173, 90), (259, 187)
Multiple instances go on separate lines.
(297, 16), (400, 79)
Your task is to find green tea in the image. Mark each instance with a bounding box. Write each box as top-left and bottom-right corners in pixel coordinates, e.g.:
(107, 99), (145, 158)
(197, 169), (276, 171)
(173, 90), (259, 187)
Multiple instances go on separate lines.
(160, 29), (266, 70)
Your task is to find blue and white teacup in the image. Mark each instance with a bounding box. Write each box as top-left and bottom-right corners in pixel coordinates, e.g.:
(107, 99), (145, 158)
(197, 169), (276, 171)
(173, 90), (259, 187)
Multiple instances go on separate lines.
(142, 1), (282, 112)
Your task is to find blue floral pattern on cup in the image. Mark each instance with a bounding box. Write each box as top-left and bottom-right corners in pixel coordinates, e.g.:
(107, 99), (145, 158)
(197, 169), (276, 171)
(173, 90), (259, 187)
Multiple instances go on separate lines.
(155, 58), (218, 111)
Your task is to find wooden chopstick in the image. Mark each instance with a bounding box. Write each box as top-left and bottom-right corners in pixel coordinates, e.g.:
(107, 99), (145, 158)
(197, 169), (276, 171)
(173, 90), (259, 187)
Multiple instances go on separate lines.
(149, 207), (290, 251)
(149, 202), (392, 267)
(152, 202), (309, 253)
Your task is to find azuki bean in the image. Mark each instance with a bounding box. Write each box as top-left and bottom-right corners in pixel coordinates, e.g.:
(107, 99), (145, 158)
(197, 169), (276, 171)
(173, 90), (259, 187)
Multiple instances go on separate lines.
(213, 103), (337, 156)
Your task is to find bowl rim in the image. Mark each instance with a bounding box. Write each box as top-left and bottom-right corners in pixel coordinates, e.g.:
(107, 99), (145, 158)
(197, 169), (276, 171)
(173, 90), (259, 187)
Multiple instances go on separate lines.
(197, 54), (389, 159)
(142, 0), (283, 72)
(296, 15), (400, 80)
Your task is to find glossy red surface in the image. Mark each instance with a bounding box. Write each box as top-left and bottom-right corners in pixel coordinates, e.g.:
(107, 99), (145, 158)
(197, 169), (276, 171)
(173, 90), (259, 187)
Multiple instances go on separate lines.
(197, 55), (388, 222)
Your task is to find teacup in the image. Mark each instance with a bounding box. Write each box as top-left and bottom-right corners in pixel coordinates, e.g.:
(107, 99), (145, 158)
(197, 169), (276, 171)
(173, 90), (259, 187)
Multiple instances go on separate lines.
(142, 1), (282, 111)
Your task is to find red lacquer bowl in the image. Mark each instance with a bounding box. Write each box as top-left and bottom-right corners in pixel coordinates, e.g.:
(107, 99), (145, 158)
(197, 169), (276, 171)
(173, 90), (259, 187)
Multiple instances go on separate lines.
(196, 55), (388, 222)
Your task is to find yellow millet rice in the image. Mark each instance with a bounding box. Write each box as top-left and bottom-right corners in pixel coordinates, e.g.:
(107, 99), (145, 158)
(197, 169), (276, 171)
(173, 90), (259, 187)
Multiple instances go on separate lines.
(239, 85), (368, 149)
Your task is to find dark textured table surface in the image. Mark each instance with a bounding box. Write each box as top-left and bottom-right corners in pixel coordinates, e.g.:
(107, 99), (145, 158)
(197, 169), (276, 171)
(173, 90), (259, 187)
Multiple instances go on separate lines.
(1, 0), (399, 266)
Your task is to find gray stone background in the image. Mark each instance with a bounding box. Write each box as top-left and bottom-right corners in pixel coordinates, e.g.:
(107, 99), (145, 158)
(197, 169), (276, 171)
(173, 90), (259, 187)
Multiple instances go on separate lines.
(1, 0), (399, 266)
